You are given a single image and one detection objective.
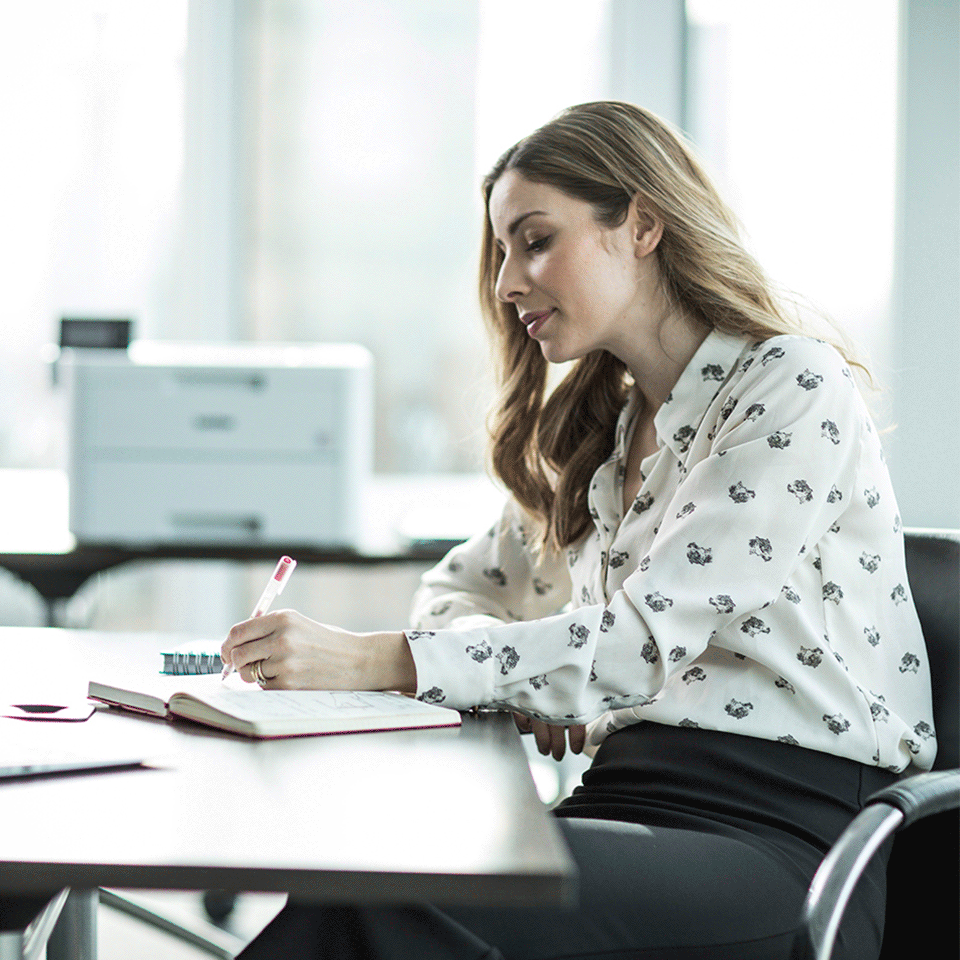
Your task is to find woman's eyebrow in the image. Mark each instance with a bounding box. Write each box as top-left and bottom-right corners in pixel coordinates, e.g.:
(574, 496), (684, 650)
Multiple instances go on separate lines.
(508, 210), (547, 235)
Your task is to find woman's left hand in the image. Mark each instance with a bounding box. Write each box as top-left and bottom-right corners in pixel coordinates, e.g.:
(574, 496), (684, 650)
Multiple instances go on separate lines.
(220, 609), (417, 693)
(513, 713), (586, 761)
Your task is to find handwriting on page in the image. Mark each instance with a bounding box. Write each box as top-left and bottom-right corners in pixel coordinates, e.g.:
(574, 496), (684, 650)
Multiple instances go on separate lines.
(212, 690), (419, 720)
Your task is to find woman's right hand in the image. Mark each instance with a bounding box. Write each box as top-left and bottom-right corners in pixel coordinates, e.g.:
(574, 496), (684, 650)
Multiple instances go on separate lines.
(221, 610), (416, 694)
(513, 713), (586, 761)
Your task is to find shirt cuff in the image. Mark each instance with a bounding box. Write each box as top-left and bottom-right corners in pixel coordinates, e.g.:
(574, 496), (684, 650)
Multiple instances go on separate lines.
(405, 625), (498, 710)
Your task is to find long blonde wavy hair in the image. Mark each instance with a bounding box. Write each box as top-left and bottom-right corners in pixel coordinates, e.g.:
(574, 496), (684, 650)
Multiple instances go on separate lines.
(479, 100), (865, 554)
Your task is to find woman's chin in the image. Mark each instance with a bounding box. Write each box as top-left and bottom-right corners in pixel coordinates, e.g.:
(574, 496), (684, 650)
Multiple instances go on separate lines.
(539, 340), (586, 366)
(539, 343), (567, 364)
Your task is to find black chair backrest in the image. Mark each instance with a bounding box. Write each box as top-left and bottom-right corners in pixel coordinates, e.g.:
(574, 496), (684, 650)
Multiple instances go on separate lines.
(879, 529), (959, 960)
(903, 529), (959, 771)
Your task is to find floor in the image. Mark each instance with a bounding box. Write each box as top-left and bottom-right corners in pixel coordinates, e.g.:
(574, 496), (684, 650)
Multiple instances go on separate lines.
(82, 891), (287, 959)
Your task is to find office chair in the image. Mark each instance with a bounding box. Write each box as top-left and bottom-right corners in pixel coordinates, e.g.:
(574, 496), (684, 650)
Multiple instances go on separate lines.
(793, 528), (960, 960)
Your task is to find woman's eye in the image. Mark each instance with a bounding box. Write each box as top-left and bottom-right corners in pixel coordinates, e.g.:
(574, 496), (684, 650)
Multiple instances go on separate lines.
(527, 237), (550, 252)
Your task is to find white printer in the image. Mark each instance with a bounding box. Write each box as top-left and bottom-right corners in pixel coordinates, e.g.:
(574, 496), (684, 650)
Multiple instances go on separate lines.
(63, 341), (373, 547)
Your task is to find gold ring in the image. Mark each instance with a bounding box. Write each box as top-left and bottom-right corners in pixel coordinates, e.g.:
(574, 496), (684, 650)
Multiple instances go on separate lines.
(251, 659), (268, 687)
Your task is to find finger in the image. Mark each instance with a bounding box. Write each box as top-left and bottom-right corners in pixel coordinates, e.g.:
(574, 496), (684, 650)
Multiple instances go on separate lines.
(258, 664), (279, 689)
(221, 611), (284, 664)
(221, 627), (255, 667)
(227, 637), (274, 675)
(532, 720), (553, 756)
(239, 656), (279, 687)
(568, 724), (586, 755)
(550, 726), (567, 762)
(513, 713), (533, 734)
(238, 661), (261, 685)
(532, 721), (565, 760)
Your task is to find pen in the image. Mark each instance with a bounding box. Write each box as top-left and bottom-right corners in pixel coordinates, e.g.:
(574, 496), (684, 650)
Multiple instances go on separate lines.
(222, 555), (297, 679)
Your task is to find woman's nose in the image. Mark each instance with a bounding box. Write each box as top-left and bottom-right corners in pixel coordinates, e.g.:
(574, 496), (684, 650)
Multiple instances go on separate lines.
(495, 254), (529, 303)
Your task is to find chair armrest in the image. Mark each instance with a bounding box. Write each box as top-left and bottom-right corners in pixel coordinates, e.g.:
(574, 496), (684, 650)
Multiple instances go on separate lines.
(791, 769), (960, 960)
(863, 769), (960, 827)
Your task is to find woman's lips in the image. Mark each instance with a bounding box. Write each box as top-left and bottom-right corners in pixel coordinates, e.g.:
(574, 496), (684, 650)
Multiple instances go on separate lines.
(521, 309), (554, 338)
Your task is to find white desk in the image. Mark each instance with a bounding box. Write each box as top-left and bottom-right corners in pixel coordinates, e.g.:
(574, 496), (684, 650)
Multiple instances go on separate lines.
(0, 628), (575, 957)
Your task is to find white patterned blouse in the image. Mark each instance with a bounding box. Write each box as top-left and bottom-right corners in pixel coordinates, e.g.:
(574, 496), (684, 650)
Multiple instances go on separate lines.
(406, 330), (936, 774)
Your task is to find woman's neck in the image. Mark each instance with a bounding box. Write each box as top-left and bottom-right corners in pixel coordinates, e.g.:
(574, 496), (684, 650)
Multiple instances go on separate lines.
(620, 309), (711, 417)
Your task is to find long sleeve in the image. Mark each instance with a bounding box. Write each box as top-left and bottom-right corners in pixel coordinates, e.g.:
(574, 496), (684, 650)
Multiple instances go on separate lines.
(409, 498), (572, 632)
(406, 333), (935, 774)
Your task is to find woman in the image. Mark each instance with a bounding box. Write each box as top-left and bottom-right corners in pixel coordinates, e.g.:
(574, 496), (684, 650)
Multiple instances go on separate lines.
(225, 101), (936, 960)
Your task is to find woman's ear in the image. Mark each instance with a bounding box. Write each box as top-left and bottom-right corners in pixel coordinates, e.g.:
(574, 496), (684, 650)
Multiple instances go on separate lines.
(631, 195), (664, 258)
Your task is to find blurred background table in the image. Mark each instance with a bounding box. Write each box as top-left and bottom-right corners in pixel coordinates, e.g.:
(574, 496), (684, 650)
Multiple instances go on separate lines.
(0, 469), (504, 626)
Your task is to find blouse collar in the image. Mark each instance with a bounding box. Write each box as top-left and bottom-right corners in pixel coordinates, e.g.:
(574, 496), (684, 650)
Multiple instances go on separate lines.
(607, 329), (753, 467)
(654, 329), (752, 461)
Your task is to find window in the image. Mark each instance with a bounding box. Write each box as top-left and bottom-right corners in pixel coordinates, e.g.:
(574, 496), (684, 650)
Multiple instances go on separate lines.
(246, 0), (610, 473)
(0, 1), (188, 468)
(3, 1), (902, 630)
(686, 0), (899, 379)
(0, 1), (612, 630)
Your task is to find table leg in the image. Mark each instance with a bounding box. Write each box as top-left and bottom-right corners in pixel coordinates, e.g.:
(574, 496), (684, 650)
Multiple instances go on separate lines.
(44, 598), (58, 629)
(46, 890), (97, 960)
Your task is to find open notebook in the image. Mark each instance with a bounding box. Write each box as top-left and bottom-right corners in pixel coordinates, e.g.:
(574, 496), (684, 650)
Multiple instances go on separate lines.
(88, 673), (461, 739)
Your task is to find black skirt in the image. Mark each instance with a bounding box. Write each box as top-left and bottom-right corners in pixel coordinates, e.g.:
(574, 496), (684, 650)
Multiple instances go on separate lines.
(555, 720), (898, 864)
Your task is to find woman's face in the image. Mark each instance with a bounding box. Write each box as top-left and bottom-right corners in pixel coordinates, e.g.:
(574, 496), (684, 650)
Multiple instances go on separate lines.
(488, 169), (658, 366)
